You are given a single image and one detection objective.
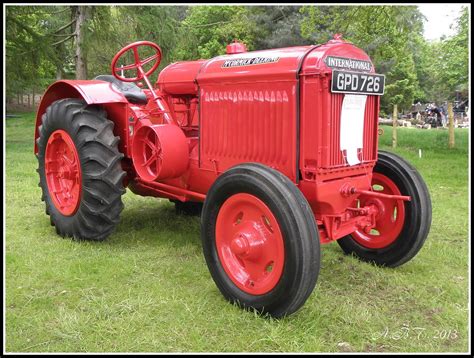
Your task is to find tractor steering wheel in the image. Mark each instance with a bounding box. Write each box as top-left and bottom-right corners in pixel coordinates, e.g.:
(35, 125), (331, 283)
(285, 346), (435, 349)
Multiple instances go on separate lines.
(111, 41), (162, 82)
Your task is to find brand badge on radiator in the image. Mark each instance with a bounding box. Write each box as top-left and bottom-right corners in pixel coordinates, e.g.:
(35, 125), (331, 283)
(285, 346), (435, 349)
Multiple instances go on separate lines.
(222, 57), (280, 68)
(325, 56), (372, 72)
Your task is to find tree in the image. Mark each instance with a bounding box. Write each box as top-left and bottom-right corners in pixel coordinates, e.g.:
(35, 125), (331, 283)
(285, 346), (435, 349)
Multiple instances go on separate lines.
(437, 6), (469, 100)
(6, 6), (73, 103)
(6, 6), (84, 85)
(408, 6), (469, 104)
(6, 4), (468, 110)
(300, 5), (425, 113)
(82, 6), (187, 82)
(250, 6), (310, 49)
(172, 6), (259, 60)
(72, 6), (91, 80)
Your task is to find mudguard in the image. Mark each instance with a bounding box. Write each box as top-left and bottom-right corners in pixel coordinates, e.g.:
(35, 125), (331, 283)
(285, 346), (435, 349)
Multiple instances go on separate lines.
(34, 80), (130, 154)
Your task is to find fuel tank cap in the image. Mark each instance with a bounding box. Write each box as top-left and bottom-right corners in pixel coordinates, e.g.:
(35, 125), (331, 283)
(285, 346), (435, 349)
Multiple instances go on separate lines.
(226, 40), (247, 54)
(329, 33), (345, 44)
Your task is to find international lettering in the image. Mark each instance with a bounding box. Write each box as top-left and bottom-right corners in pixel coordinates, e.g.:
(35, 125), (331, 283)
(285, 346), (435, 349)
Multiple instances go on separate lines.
(325, 56), (372, 72)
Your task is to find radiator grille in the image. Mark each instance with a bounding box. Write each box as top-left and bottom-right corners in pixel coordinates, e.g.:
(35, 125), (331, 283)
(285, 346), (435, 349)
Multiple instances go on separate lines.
(322, 93), (378, 168)
(200, 86), (297, 180)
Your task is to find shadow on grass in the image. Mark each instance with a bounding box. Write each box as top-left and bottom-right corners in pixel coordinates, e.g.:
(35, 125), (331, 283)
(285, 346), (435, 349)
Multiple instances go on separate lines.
(107, 199), (202, 250)
(40, 194), (433, 282)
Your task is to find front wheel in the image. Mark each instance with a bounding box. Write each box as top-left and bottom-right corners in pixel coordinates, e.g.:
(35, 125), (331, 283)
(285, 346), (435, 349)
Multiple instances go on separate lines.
(201, 163), (320, 318)
(337, 151), (432, 267)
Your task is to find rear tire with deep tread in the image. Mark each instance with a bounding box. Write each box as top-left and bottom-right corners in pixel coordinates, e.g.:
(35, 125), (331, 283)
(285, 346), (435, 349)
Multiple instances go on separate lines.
(37, 98), (126, 241)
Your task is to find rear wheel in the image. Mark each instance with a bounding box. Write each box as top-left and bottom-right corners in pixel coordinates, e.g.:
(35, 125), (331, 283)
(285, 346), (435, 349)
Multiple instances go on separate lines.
(337, 151), (432, 267)
(201, 163), (320, 318)
(37, 98), (126, 241)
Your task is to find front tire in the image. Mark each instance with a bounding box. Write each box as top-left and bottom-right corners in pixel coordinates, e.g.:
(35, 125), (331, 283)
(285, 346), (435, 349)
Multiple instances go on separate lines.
(337, 151), (432, 267)
(201, 163), (320, 318)
(37, 98), (126, 241)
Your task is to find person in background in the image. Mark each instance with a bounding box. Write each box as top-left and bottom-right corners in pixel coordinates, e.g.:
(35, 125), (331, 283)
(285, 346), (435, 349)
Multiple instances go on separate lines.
(441, 102), (448, 127)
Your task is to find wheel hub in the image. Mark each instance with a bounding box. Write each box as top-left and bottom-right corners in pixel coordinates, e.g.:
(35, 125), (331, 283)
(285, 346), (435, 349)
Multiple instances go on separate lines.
(365, 198), (385, 220)
(230, 235), (249, 256)
(229, 225), (265, 259)
(351, 173), (406, 249)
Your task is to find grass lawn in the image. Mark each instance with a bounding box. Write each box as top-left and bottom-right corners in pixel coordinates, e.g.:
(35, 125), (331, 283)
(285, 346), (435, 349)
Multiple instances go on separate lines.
(5, 113), (470, 353)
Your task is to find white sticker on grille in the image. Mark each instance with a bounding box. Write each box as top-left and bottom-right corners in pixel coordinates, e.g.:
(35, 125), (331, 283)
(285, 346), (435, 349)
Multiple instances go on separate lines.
(340, 94), (367, 166)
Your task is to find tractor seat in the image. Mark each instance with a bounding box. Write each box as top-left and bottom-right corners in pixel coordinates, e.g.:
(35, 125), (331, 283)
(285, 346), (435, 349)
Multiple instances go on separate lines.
(94, 75), (148, 104)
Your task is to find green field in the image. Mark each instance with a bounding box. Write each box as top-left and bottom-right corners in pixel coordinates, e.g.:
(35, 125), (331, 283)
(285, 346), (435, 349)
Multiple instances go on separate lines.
(5, 113), (470, 353)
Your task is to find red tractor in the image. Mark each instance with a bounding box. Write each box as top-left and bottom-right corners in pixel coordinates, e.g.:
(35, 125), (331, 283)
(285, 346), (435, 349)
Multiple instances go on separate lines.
(35, 35), (432, 318)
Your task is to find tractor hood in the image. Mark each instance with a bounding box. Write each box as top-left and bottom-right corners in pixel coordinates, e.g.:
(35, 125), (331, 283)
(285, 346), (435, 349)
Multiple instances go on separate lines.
(157, 36), (375, 95)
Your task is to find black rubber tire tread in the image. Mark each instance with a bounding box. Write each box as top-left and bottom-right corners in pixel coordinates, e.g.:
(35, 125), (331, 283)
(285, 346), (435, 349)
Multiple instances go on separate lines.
(337, 150), (432, 267)
(201, 163), (320, 318)
(37, 98), (126, 241)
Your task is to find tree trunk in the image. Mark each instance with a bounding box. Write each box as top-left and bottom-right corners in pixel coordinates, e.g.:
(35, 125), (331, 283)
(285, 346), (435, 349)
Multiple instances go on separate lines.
(392, 104), (398, 149)
(32, 86), (35, 108)
(56, 66), (63, 80)
(72, 6), (89, 80)
(448, 102), (455, 148)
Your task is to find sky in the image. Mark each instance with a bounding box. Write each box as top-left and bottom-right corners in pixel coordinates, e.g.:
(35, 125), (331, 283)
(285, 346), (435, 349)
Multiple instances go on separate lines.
(418, 4), (467, 41)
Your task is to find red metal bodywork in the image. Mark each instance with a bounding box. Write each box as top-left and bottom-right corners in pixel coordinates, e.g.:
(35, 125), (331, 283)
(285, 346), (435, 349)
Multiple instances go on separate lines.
(35, 37), (397, 243)
(34, 80), (130, 154)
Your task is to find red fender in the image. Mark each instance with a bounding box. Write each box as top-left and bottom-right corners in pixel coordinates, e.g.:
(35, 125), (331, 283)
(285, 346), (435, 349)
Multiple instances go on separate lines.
(34, 80), (131, 154)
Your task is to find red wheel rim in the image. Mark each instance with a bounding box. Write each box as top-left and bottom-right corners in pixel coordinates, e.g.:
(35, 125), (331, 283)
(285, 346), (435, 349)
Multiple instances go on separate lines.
(45, 130), (82, 216)
(351, 173), (406, 249)
(216, 193), (285, 295)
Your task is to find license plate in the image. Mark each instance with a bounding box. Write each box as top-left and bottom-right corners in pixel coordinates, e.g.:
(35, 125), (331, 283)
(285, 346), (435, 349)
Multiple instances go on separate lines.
(331, 70), (385, 96)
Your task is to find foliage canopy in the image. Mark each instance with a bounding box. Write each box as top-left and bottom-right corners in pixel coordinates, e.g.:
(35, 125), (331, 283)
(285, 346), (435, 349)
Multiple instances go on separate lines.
(5, 5), (469, 113)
